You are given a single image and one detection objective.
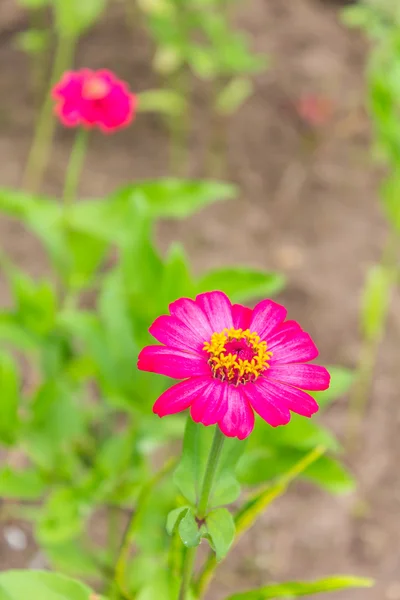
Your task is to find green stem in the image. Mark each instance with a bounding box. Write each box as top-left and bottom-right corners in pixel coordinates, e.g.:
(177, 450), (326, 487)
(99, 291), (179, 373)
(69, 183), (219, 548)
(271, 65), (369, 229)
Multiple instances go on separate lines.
(112, 458), (177, 598)
(197, 426), (225, 519)
(178, 548), (197, 600)
(62, 128), (89, 213)
(177, 426), (225, 600)
(22, 34), (76, 193)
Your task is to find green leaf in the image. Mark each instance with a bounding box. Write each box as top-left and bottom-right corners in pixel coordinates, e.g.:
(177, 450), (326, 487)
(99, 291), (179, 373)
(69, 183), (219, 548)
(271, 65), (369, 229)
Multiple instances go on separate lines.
(112, 179), (237, 220)
(225, 575), (374, 599)
(36, 487), (87, 545)
(160, 243), (195, 306)
(174, 421), (244, 507)
(138, 89), (186, 116)
(0, 352), (20, 445)
(53, 0), (106, 37)
(198, 267), (285, 303)
(166, 506), (190, 535)
(178, 507), (201, 548)
(44, 539), (100, 578)
(381, 175), (400, 232)
(238, 447), (354, 495)
(0, 570), (95, 600)
(361, 264), (393, 341)
(0, 466), (46, 499)
(15, 30), (50, 55)
(313, 365), (353, 409)
(215, 77), (254, 115)
(205, 507), (235, 561)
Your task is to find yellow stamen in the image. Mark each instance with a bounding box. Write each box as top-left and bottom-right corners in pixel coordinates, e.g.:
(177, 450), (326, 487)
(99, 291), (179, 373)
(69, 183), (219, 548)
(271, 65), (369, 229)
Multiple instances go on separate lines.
(203, 327), (272, 384)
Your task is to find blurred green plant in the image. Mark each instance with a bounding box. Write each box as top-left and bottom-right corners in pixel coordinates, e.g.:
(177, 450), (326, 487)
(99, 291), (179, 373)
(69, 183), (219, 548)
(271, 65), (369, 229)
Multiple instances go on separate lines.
(0, 169), (355, 595)
(342, 0), (400, 441)
(18, 0), (108, 193)
(137, 0), (268, 175)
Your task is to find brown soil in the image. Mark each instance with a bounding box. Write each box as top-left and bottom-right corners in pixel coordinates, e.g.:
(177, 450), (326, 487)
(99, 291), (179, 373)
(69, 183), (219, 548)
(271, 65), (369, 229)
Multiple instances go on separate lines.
(1, 0), (400, 599)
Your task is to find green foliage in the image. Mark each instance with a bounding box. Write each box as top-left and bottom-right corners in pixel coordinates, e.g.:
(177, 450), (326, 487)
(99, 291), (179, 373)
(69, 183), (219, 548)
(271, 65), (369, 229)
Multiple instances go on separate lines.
(0, 571), (95, 600)
(204, 507), (235, 561)
(174, 420), (244, 507)
(225, 576), (374, 599)
(361, 264), (394, 341)
(53, 0), (107, 37)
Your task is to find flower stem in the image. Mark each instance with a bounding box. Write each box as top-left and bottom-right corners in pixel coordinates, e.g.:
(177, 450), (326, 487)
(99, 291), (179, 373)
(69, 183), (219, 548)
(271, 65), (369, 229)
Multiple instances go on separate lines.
(177, 425), (225, 600)
(22, 34), (75, 193)
(197, 426), (225, 519)
(178, 547), (197, 600)
(62, 128), (89, 213)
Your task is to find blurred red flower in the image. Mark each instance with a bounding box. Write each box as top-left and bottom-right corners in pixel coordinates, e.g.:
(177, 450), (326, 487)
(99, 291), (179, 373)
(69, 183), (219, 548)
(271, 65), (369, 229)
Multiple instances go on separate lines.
(52, 69), (136, 133)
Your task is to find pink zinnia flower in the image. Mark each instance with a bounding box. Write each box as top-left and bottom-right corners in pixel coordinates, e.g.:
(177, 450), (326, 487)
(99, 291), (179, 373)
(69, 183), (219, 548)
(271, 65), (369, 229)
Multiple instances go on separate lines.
(138, 291), (330, 440)
(52, 69), (137, 132)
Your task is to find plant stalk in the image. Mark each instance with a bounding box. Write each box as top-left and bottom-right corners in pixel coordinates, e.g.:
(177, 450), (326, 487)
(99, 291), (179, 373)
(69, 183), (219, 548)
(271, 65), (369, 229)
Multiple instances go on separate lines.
(177, 425), (225, 600)
(22, 34), (76, 193)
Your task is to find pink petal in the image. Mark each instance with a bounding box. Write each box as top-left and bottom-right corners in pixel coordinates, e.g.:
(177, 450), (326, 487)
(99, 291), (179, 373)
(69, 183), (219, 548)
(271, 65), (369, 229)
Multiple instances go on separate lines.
(149, 315), (204, 353)
(249, 299), (287, 340)
(190, 379), (229, 426)
(266, 363), (330, 391)
(231, 304), (252, 329)
(153, 377), (211, 417)
(169, 297), (213, 341)
(138, 345), (209, 379)
(269, 331), (318, 364)
(196, 291), (234, 333)
(267, 320), (302, 345)
(244, 381), (291, 426)
(255, 377), (318, 417)
(218, 386), (254, 440)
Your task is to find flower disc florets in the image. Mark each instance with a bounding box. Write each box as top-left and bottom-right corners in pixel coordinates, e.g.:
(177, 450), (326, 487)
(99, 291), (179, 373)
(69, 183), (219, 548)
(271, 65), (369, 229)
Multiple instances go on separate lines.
(203, 328), (273, 385)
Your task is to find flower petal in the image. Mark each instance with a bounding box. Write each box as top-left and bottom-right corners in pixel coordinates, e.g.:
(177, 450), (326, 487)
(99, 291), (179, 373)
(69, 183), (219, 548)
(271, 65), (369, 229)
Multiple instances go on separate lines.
(190, 379), (229, 426)
(244, 381), (291, 426)
(231, 303), (253, 329)
(267, 320), (302, 345)
(149, 315), (204, 353)
(138, 345), (209, 379)
(196, 291), (234, 333)
(266, 363), (330, 391)
(269, 331), (318, 364)
(153, 377), (211, 417)
(169, 297), (213, 341)
(218, 386), (254, 440)
(249, 299), (287, 340)
(256, 377), (318, 417)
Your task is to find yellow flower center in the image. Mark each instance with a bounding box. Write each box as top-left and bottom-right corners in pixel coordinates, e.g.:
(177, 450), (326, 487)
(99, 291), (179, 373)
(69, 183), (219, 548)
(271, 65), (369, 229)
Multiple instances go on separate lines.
(83, 77), (110, 100)
(203, 328), (272, 385)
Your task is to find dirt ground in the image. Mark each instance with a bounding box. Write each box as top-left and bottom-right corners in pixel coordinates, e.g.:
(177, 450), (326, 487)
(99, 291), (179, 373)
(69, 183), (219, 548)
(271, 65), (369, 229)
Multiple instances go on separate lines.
(1, 0), (400, 598)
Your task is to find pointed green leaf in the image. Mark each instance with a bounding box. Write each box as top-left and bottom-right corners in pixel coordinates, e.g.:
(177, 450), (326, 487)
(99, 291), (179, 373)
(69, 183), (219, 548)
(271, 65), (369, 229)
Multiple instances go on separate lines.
(225, 575), (374, 599)
(112, 179), (237, 219)
(0, 352), (20, 445)
(198, 267), (285, 303)
(0, 467), (46, 500)
(178, 508), (201, 548)
(312, 366), (353, 409)
(166, 506), (190, 536)
(0, 570), (95, 600)
(205, 507), (235, 561)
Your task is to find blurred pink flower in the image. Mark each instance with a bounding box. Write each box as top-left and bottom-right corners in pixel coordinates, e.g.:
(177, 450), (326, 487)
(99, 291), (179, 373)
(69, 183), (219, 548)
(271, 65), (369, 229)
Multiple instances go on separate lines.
(296, 94), (334, 128)
(52, 69), (136, 133)
(138, 291), (330, 440)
